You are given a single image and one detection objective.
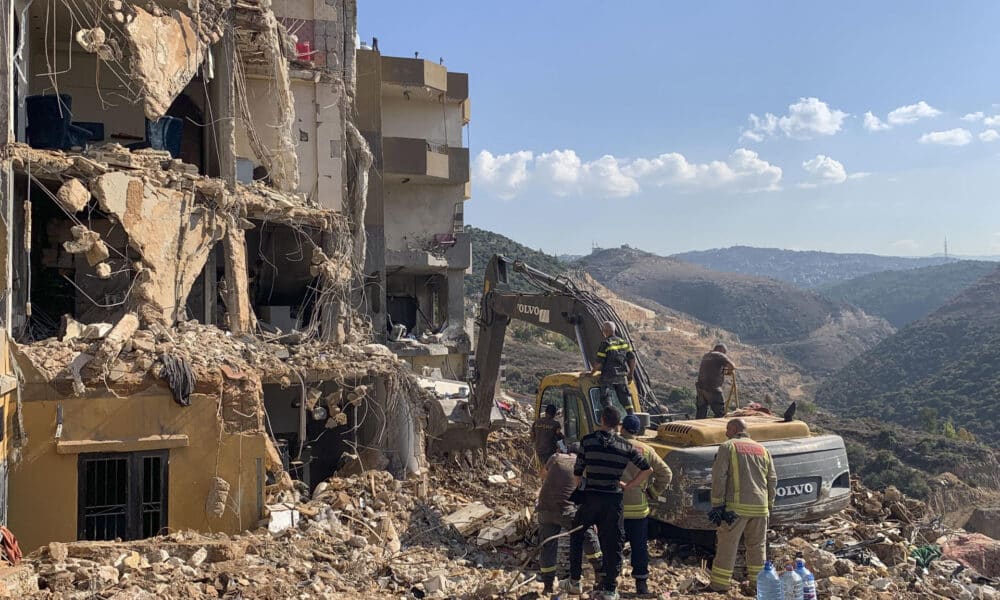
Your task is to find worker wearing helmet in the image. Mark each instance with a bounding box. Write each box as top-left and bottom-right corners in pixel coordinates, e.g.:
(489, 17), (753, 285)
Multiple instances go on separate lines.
(592, 321), (636, 412)
(620, 415), (672, 597)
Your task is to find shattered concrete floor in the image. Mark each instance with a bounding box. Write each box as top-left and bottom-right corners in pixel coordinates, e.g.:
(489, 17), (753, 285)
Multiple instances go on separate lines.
(10, 431), (1000, 600)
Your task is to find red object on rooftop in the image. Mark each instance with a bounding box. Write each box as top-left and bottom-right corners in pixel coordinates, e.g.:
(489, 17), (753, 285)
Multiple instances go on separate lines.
(296, 41), (314, 61)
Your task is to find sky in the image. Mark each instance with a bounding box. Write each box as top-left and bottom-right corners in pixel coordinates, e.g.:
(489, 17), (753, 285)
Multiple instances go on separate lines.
(358, 2), (1000, 257)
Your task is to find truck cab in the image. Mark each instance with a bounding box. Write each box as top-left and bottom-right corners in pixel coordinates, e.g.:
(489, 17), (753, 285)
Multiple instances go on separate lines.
(534, 373), (852, 530)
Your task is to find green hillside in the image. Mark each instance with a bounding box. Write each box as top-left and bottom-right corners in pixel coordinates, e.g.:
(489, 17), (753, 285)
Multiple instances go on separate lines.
(816, 264), (1000, 445)
(575, 247), (894, 374)
(465, 226), (568, 296)
(820, 260), (996, 327)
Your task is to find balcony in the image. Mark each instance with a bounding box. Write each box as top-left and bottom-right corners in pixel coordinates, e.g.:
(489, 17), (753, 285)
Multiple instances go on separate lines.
(383, 137), (449, 184)
(448, 147), (470, 185)
(381, 56), (447, 97)
(446, 72), (469, 101)
(384, 232), (470, 272)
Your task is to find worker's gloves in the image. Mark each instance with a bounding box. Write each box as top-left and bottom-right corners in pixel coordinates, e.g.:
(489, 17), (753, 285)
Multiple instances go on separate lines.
(707, 506), (738, 526)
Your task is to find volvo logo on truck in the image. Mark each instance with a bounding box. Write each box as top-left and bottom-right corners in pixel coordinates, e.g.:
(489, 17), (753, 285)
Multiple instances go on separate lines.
(516, 304), (550, 324)
(776, 482), (815, 498)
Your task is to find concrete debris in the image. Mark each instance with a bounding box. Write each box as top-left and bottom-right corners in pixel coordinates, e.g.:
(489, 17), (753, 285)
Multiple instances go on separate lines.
(206, 477), (231, 519)
(92, 313), (140, 366)
(13, 430), (1000, 599)
(95, 262), (112, 279)
(119, 5), (213, 119)
(54, 178), (91, 213)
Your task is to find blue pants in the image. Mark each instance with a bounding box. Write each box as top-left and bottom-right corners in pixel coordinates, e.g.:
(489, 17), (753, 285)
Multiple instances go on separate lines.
(624, 517), (649, 582)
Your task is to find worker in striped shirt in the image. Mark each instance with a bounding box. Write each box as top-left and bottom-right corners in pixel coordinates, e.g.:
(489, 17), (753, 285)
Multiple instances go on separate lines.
(562, 406), (652, 600)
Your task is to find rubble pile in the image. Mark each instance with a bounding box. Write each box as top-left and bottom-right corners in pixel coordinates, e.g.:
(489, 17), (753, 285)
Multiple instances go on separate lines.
(15, 431), (1000, 599)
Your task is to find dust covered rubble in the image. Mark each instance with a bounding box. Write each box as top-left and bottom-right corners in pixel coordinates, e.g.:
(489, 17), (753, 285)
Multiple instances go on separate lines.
(16, 431), (1000, 600)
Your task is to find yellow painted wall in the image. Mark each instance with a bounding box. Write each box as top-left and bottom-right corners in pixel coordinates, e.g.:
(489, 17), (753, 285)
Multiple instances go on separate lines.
(9, 383), (266, 551)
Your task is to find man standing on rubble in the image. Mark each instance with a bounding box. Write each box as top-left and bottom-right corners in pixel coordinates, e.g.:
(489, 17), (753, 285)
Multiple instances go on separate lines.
(620, 415), (672, 597)
(708, 418), (777, 593)
(564, 406), (652, 599)
(695, 343), (737, 419)
(532, 404), (564, 469)
(536, 444), (603, 595)
(591, 321), (636, 411)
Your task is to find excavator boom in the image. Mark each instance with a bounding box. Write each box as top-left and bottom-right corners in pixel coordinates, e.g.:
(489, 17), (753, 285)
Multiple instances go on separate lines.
(469, 254), (657, 430)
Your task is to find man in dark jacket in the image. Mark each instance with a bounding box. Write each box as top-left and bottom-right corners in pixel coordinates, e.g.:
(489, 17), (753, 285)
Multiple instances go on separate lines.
(591, 321), (636, 411)
(695, 343), (737, 419)
(536, 444), (602, 594)
(532, 404), (564, 468)
(563, 407), (652, 599)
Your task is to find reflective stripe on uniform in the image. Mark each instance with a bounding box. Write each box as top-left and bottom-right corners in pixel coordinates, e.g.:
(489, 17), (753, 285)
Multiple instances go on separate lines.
(539, 566), (556, 573)
(730, 444), (740, 502)
(729, 501), (769, 517)
(585, 551), (603, 559)
(710, 565), (733, 586)
(747, 564), (764, 578)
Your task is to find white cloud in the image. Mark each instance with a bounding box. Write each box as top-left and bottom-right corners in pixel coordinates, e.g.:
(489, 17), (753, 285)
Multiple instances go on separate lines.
(472, 150), (533, 199)
(741, 97), (848, 141)
(962, 111), (985, 122)
(535, 150), (640, 198)
(980, 130), (1000, 142)
(863, 111), (890, 132)
(624, 148), (783, 192)
(848, 172), (872, 180)
(890, 239), (921, 253)
(801, 155), (848, 186)
(864, 101), (941, 132)
(475, 148), (784, 198)
(918, 128), (973, 146)
(887, 101), (941, 126)
(984, 115), (1000, 127)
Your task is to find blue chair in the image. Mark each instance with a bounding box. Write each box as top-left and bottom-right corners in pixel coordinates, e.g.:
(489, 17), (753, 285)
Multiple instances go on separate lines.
(25, 94), (93, 150)
(126, 116), (184, 157)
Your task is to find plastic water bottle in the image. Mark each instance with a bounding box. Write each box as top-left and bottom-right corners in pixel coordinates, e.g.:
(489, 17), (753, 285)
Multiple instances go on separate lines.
(781, 563), (803, 600)
(795, 552), (816, 600)
(802, 573), (817, 600)
(756, 561), (782, 600)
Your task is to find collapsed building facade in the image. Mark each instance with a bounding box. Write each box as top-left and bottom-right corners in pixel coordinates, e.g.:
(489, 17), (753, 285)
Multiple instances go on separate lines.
(0, 0), (468, 551)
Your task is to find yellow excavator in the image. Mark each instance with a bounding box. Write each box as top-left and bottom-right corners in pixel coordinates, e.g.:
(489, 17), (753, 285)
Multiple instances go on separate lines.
(447, 254), (851, 531)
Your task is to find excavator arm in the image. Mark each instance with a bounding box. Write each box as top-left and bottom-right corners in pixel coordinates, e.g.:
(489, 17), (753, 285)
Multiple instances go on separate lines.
(469, 254), (657, 430)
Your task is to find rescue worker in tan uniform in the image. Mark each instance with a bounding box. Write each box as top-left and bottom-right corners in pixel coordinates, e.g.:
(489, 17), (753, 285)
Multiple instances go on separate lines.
(708, 418), (777, 593)
(620, 415), (673, 597)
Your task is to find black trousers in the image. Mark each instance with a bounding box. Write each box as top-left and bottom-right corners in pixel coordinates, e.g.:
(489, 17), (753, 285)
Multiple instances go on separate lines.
(696, 387), (725, 419)
(601, 381), (633, 411)
(570, 491), (625, 592)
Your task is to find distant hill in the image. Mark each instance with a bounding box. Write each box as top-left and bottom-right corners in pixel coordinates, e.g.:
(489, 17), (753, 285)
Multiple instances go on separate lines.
(465, 227), (567, 296)
(819, 260), (997, 328)
(673, 246), (964, 288)
(575, 247), (894, 374)
(816, 265), (1000, 445)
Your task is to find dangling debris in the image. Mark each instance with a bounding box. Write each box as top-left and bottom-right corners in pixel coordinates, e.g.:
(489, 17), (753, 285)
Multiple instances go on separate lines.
(160, 353), (195, 407)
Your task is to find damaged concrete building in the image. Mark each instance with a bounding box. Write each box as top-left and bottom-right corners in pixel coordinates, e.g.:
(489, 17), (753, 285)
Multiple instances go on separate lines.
(356, 45), (473, 380)
(0, 0), (439, 551)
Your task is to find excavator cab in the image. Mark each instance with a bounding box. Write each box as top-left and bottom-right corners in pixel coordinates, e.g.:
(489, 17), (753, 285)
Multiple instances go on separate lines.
(533, 372), (640, 447)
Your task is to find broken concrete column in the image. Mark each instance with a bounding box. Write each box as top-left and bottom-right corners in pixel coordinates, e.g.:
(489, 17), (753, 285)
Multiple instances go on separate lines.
(93, 313), (139, 364)
(223, 228), (255, 334)
(55, 178), (91, 213)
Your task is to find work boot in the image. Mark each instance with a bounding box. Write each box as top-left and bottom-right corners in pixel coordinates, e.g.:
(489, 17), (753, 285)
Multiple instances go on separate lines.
(589, 559), (604, 590)
(635, 578), (651, 596)
(592, 590), (619, 600)
(559, 578), (583, 595)
(541, 577), (554, 595)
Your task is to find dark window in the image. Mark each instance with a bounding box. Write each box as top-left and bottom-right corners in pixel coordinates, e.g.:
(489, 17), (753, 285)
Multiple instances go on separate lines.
(77, 451), (168, 541)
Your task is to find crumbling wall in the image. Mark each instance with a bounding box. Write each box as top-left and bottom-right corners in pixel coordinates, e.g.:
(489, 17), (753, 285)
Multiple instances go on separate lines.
(89, 172), (226, 326)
